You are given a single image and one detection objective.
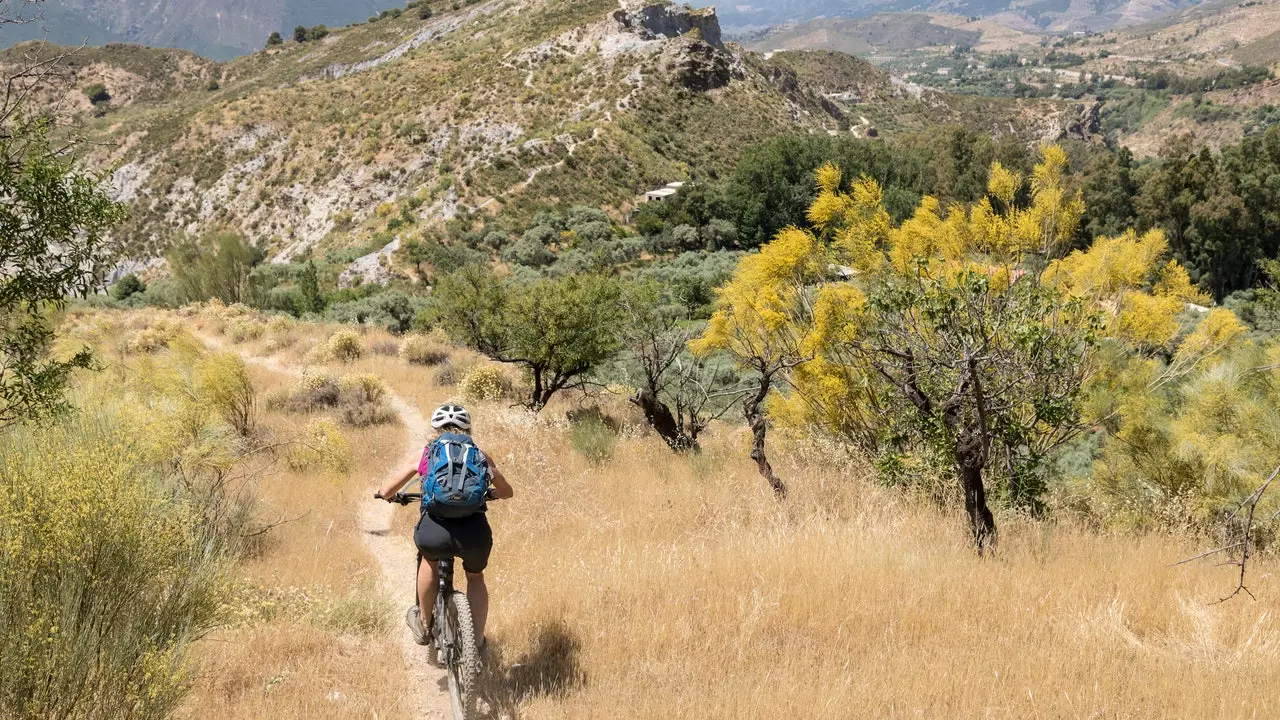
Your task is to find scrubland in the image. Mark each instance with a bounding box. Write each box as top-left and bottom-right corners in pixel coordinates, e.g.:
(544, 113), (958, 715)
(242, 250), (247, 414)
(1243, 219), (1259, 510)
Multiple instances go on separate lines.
(4, 305), (1276, 719)
(185, 303), (1279, 719)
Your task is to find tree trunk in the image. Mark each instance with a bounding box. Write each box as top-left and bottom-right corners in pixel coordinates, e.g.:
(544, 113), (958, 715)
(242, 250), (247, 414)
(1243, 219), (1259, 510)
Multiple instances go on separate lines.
(631, 390), (697, 451)
(528, 369), (550, 412)
(957, 458), (997, 553)
(744, 379), (786, 499)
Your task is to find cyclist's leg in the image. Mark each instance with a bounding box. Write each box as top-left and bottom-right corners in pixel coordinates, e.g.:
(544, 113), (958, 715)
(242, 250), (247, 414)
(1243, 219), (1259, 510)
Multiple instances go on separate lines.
(455, 514), (494, 643)
(413, 512), (452, 624)
(417, 554), (439, 623)
(465, 571), (488, 643)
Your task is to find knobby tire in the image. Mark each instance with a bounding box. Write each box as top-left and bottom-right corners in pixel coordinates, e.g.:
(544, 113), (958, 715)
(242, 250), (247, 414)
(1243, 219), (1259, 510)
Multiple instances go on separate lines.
(445, 591), (481, 719)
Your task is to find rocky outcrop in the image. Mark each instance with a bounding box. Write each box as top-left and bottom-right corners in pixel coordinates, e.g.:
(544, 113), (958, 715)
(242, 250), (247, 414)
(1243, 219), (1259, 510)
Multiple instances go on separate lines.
(613, 4), (723, 47)
(1061, 97), (1104, 144)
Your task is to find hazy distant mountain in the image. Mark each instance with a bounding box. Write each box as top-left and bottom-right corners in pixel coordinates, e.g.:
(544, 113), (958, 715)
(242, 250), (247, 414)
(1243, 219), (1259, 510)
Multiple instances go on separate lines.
(692, 0), (1206, 33)
(0, 0), (406, 60)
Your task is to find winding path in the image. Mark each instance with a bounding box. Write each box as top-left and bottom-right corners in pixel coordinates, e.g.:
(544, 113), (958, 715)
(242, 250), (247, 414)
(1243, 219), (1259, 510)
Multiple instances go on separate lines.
(201, 334), (452, 718)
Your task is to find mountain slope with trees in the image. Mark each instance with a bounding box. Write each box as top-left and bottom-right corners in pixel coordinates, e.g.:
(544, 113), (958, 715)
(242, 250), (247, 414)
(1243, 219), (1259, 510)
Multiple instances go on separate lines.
(43, 0), (1081, 266)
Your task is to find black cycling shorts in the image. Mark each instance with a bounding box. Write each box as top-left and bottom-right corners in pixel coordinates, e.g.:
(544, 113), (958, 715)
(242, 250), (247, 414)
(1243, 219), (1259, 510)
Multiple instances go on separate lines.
(414, 511), (493, 574)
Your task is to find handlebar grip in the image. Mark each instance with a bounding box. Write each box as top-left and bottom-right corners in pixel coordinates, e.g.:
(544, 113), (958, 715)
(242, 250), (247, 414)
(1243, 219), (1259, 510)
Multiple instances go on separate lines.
(373, 492), (384, 500)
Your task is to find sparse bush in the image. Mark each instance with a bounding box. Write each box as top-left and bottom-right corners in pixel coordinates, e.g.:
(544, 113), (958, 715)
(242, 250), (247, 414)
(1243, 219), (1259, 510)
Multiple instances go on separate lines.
(283, 370), (341, 412)
(273, 370), (394, 427)
(370, 339), (399, 356)
(339, 373), (387, 404)
(266, 31), (283, 46)
(339, 399), (398, 427)
(197, 352), (257, 437)
(327, 329), (363, 362)
(126, 323), (181, 354)
(399, 334), (450, 365)
(459, 364), (511, 402)
(569, 408), (618, 465)
(315, 584), (389, 636)
(226, 317), (265, 343)
(302, 342), (334, 365)
(266, 315), (295, 335)
(287, 418), (350, 473)
(433, 361), (458, 386)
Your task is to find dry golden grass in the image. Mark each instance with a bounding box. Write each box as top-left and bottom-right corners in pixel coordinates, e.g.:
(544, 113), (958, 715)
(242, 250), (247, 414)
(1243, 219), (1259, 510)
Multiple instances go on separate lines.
(182, 306), (1280, 718)
(177, 360), (414, 720)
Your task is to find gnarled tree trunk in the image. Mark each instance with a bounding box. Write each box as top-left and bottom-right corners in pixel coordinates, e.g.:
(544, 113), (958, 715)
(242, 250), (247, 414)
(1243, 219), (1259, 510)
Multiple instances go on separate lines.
(631, 390), (697, 451)
(744, 378), (786, 499)
(955, 445), (996, 553)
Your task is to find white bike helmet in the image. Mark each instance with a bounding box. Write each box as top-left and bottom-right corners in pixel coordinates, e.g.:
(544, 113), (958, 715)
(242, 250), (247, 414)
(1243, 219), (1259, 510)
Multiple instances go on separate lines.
(431, 404), (471, 431)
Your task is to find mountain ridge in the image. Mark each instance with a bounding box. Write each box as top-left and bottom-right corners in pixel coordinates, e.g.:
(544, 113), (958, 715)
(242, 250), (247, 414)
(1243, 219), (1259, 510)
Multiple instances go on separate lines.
(10, 0), (1087, 265)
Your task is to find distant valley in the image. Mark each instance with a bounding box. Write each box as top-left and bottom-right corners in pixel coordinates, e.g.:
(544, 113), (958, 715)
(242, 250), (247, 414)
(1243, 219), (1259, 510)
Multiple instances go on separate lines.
(0, 0), (407, 60)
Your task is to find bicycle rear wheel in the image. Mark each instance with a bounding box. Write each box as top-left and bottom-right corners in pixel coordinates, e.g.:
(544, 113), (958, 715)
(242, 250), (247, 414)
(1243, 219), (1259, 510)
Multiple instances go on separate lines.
(444, 591), (481, 719)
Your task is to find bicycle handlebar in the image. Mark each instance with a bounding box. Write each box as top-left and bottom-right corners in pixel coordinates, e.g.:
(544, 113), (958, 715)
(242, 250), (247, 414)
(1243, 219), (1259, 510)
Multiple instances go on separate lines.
(374, 491), (423, 505)
(374, 490), (497, 505)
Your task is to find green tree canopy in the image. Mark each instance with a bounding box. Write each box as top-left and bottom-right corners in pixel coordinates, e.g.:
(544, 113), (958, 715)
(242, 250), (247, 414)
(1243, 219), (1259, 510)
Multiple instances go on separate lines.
(0, 118), (125, 426)
(433, 268), (623, 411)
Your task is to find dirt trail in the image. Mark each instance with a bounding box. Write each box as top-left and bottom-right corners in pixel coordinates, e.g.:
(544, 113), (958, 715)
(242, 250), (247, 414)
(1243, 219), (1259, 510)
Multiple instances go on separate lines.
(357, 394), (455, 719)
(201, 334), (453, 718)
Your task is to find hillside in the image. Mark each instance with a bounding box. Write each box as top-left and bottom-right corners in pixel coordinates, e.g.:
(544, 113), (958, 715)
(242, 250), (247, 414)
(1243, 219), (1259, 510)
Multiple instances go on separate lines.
(738, 12), (1045, 56)
(694, 0), (1209, 33)
(43, 0), (1080, 264)
(0, 0), (407, 60)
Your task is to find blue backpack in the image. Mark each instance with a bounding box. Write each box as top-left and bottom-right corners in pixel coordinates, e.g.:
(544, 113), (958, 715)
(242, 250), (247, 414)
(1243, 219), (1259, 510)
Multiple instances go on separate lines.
(418, 432), (489, 518)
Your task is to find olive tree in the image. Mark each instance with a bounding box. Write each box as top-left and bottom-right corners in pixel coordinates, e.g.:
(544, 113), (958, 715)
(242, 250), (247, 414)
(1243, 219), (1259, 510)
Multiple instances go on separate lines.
(433, 267), (623, 411)
(849, 270), (1099, 550)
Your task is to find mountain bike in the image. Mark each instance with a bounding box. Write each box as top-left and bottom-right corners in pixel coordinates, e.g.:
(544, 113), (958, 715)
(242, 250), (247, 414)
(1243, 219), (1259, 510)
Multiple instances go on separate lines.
(375, 491), (482, 719)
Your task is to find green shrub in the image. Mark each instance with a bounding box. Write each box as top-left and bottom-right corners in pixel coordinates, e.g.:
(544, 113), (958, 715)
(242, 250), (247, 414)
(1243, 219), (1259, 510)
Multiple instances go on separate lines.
(197, 352), (257, 437)
(109, 273), (145, 301)
(83, 82), (110, 105)
(0, 412), (238, 719)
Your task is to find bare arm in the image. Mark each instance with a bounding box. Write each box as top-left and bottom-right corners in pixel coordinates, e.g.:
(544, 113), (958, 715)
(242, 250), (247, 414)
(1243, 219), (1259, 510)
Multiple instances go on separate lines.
(487, 458), (514, 500)
(378, 468), (418, 501)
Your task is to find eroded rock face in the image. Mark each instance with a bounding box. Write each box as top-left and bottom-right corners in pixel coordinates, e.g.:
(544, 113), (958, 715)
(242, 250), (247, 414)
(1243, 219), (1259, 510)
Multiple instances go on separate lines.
(613, 4), (723, 47)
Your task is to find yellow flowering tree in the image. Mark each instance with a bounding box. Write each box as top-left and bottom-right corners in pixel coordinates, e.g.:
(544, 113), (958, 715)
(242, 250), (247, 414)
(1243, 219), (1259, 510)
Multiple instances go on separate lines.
(691, 227), (827, 497)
